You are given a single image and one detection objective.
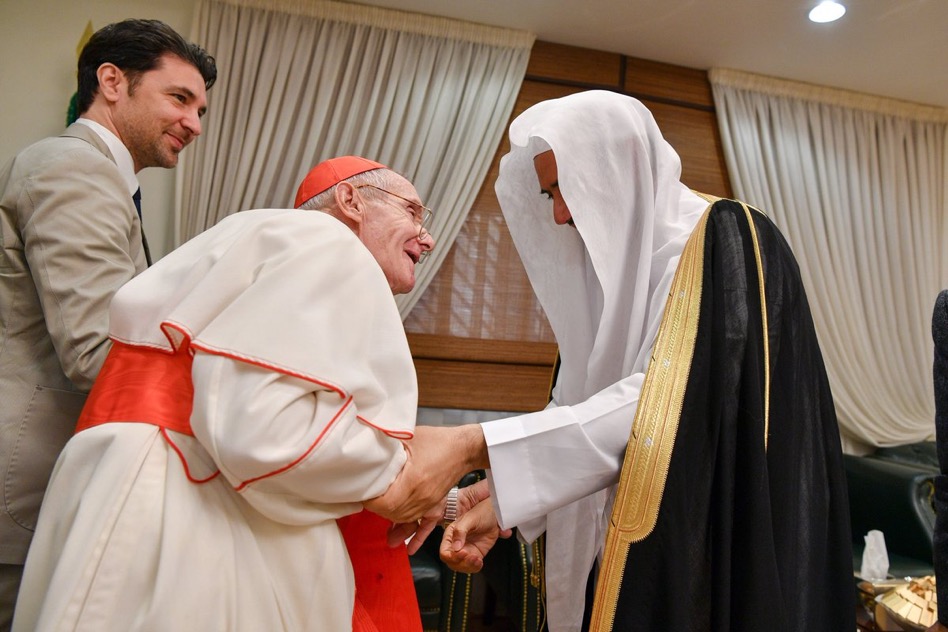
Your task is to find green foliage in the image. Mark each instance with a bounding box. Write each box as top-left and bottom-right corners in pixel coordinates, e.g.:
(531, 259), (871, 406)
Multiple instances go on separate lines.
(66, 92), (79, 127)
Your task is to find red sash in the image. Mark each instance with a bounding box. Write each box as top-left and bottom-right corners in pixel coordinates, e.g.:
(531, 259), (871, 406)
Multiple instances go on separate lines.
(76, 341), (422, 631)
(77, 340), (194, 434)
(340, 510), (423, 632)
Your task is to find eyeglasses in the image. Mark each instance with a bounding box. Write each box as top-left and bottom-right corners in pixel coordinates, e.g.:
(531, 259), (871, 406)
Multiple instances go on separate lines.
(355, 184), (434, 262)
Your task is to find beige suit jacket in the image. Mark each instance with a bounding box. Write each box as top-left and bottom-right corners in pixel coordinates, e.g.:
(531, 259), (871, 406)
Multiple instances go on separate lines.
(0, 123), (148, 564)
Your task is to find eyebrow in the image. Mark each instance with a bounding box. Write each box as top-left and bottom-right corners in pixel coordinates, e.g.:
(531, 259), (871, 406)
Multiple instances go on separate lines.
(172, 86), (208, 117)
(406, 201), (425, 221)
(398, 194), (425, 216)
(540, 180), (559, 197)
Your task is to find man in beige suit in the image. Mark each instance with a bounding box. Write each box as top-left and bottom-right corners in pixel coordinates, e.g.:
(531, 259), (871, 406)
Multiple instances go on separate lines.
(0, 19), (216, 629)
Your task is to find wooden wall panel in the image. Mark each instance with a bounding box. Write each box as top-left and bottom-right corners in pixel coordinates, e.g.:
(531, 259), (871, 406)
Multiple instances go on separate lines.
(625, 58), (714, 107)
(525, 41), (622, 86)
(413, 359), (553, 412)
(409, 334), (557, 365)
(409, 334), (557, 412)
(646, 101), (732, 197)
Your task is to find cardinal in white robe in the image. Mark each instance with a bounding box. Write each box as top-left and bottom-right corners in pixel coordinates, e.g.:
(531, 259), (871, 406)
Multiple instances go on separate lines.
(13, 156), (436, 631)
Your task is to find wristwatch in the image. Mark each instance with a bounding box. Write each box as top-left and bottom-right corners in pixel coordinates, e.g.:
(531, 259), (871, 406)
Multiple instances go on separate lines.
(442, 486), (459, 524)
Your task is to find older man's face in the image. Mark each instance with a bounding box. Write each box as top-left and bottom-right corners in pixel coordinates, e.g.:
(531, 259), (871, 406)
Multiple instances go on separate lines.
(356, 174), (435, 294)
(533, 150), (573, 227)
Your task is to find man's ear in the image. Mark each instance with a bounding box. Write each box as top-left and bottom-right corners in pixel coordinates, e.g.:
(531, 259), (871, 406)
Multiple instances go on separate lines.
(96, 63), (126, 104)
(335, 182), (364, 226)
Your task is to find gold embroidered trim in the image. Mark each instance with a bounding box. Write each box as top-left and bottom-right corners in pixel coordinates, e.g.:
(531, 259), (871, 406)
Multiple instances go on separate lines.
(588, 205), (711, 631)
(738, 201), (770, 449)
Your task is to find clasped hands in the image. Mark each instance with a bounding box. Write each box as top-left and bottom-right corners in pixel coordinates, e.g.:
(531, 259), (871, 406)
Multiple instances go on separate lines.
(363, 425), (511, 573)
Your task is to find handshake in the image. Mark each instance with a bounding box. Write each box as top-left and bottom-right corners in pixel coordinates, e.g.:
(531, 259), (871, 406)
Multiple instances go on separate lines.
(364, 425), (512, 573)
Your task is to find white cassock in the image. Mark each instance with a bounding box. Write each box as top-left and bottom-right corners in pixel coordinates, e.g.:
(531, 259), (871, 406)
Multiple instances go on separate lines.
(13, 209), (416, 632)
(483, 91), (709, 631)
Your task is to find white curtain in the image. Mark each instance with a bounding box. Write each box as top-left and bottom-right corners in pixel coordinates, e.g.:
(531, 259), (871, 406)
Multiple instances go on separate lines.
(177, 0), (534, 316)
(709, 68), (948, 454)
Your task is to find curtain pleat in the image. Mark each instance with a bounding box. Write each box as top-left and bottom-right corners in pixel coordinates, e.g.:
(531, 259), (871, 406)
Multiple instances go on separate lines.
(710, 68), (948, 454)
(177, 0), (533, 317)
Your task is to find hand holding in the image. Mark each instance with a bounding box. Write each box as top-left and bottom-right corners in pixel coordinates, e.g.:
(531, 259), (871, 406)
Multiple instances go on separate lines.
(365, 424), (488, 523)
(439, 497), (512, 573)
(387, 500), (446, 554)
(388, 478), (493, 554)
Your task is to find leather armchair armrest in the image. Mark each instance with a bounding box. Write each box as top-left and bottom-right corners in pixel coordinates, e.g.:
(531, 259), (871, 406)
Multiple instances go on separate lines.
(844, 453), (936, 573)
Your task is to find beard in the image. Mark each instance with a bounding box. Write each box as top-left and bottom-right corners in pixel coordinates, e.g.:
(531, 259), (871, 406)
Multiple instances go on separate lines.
(119, 108), (191, 171)
(129, 130), (184, 170)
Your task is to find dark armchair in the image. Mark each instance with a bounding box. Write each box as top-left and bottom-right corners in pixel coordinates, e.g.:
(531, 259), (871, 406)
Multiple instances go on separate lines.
(844, 442), (937, 578)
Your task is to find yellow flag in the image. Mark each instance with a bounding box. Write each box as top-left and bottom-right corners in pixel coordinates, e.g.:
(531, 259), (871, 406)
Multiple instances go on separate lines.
(67, 20), (95, 126)
(76, 20), (94, 59)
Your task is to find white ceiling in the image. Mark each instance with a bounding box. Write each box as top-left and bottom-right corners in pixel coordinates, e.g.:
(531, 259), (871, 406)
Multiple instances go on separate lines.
(355, 0), (948, 108)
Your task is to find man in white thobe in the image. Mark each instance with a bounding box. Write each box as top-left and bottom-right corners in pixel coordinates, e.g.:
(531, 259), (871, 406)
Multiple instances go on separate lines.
(370, 91), (852, 632)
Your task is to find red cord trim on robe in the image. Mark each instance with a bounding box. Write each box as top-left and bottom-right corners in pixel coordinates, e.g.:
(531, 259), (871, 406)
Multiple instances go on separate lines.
(190, 340), (348, 398)
(234, 395), (354, 492)
(357, 416), (414, 440)
(160, 428), (221, 484)
(120, 321), (412, 441)
(160, 321), (197, 355)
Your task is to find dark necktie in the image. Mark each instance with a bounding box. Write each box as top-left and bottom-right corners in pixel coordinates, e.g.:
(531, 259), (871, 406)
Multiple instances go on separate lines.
(132, 187), (142, 220)
(132, 187), (152, 266)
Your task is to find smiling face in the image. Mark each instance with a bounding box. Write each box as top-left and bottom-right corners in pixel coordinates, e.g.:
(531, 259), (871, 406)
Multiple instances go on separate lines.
(112, 53), (208, 171)
(354, 173), (435, 295)
(533, 149), (574, 227)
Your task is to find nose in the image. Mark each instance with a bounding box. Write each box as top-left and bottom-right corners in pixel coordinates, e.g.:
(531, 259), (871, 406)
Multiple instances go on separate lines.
(553, 200), (573, 226)
(182, 107), (202, 138)
(417, 230), (435, 254)
(416, 230), (434, 263)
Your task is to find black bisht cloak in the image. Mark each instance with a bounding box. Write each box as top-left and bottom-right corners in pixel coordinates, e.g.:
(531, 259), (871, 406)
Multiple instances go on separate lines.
(590, 198), (853, 631)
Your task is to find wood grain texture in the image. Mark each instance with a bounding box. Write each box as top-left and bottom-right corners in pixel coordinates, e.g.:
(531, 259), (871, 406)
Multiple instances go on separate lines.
(625, 57), (714, 107)
(408, 334), (556, 412)
(645, 100), (733, 198)
(526, 40), (623, 87)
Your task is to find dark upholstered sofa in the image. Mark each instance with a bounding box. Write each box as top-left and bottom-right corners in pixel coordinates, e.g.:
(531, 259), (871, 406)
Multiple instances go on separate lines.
(844, 442), (937, 578)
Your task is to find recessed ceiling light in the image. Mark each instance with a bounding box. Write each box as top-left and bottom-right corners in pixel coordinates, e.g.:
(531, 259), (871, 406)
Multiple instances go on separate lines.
(809, 0), (846, 23)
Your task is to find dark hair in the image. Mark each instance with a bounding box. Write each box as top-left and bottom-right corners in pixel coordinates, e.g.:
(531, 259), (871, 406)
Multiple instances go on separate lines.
(76, 19), (217, 115)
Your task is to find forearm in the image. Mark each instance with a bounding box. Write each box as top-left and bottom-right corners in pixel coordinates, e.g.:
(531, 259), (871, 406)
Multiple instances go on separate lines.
(459, 423), (490, 473)
(483, 373), (641, 528)
(365, 423), (491, 523)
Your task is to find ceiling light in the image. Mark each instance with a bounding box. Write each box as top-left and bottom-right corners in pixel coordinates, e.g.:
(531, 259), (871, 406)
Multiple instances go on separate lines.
(809, 1), (846, 23)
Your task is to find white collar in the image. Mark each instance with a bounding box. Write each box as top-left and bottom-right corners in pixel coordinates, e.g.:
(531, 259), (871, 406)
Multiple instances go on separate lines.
(75, 118), (140, 197)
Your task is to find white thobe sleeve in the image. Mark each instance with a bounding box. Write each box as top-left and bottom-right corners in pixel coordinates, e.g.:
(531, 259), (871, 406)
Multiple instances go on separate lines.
(190, 353), (406, 525)
(482, 372), (643, 536)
